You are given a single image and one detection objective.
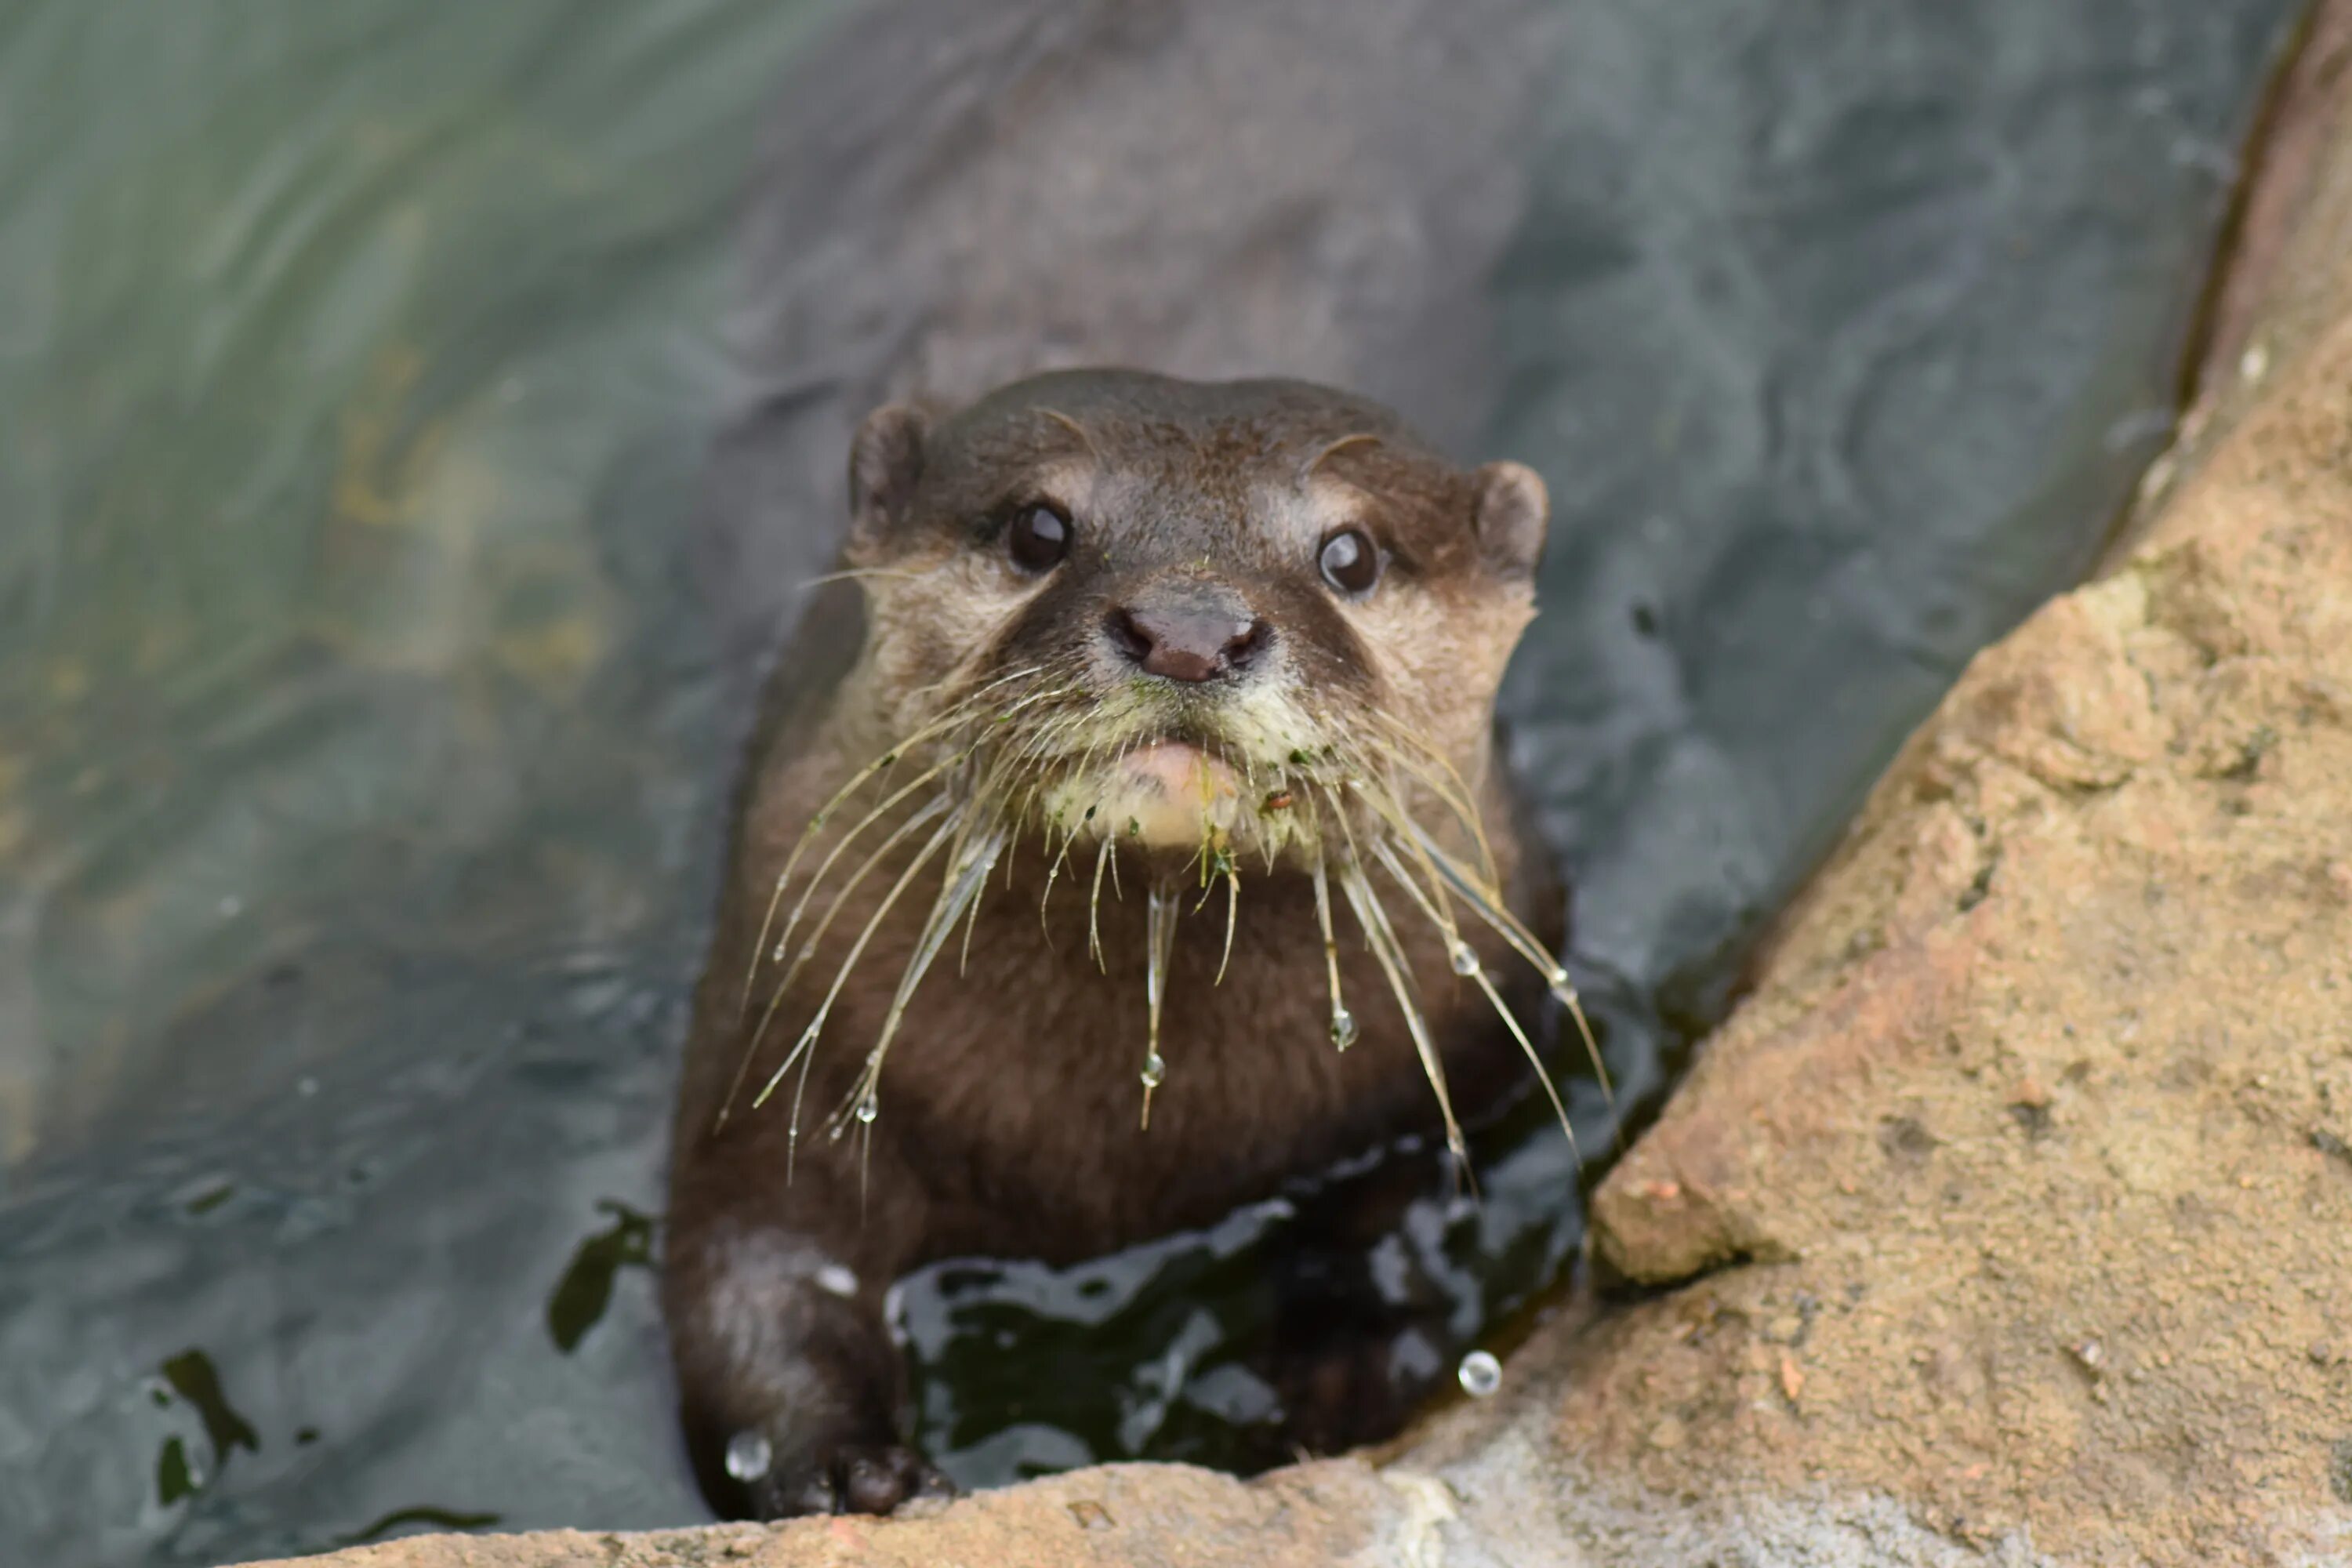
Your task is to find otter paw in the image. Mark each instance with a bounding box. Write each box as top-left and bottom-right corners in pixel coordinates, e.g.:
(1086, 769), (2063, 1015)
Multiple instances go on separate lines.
(746, 1439), (954, 1519)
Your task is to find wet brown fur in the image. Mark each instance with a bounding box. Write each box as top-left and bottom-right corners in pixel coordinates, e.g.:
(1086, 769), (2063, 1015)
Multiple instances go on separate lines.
(664, 370), (1560, 1518)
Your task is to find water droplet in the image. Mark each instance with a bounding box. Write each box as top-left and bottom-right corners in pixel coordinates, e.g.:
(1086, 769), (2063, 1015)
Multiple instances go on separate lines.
(1449, 942), (1481, 977)
(724, 1429), (773, 1482)
(1458, 1350), (1502, 1398)
(1329, 1009), (1359, 1051)
(1139, 1051), (1167, 1089)
(1546, 964), (1571, 989)
(771, 943), (788, 962)
(855, 1092), (879, 1124)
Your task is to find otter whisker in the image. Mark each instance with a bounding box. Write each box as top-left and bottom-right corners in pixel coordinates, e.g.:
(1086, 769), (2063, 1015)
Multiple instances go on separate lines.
(1140, 881), (1178, 1129)
(963, 866), (993, 971)
(1216, 861), (1239, 987)
(1308, 838), (1357, 1051)
(746, 794), (960, 1123)
(750, 803), (963, 1118)
(959, 818), (1004, 975)
(737, 664), (1049, 1015)
(1000, 702), (1091, 779)
(1039, 818), (1082, 937)
(717, 791), (958, 1131)
(1371, 837), (1578, 1162)
(764, 748), (969, 975)
(858, 1116), (874, 1223)
(1356, 711), (1499, 884)
(796, 565), (927, 590)
(1087, 836), (1115, 971)
(1336, 733), (1486, 877)
(837, 819), (1012, 1133)
(1407, 821), (1613, 1114)
(1334, 849), (1474, 1193)
(1036, 727), (1115, 935)
(1352, 768), (1520, 1040)
(1367, 835), (1464, 951)
(1476, 960), (1581, 1160)
(905, 657), (1054, 721)
(1354, 779), (1471, 944)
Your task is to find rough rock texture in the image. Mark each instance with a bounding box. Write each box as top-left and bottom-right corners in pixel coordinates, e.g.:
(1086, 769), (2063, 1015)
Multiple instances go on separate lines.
(231, 1463), (1415, 1567)
(1556, 332), (2352, 1560)
(1540, 45), (2352, 1559)
(245, 34), (2352, 1568)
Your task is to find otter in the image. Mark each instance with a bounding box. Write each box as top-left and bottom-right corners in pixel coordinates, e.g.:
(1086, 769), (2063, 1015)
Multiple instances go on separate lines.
(664, 368), (1583, 1517)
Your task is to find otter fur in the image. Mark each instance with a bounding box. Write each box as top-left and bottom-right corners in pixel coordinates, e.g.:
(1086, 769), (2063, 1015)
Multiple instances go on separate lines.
(664, 369), (1566, 1517)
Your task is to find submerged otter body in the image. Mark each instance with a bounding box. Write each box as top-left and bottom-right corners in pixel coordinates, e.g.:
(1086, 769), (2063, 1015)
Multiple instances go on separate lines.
(666, 370), (1565, 1516)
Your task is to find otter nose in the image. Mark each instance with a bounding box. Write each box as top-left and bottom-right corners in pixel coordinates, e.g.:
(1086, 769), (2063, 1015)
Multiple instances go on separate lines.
(1106, 597), (1272, 684)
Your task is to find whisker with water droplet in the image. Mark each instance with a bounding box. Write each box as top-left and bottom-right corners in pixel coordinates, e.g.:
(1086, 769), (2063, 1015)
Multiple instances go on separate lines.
(834, 819), (1011, 1134)
(1140, 881), (1178, 1129)
(1406, 821), (1612, 1117)
(717, 793), (957, 1130)
(750, 804), (964, 1118)
(1370, 836), (1578, 1163)
(1310, 839), (1358, 1051)
(737, 665), (1051, 1014)
(1332, 841), (1473, 1192)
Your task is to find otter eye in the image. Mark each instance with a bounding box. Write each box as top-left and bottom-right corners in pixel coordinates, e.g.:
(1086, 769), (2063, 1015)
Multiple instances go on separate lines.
(1318, 528), (1380, 596)
(1006, 503), (1071, 573)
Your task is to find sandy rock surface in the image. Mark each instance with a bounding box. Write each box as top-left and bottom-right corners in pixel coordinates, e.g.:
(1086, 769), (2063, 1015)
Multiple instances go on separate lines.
(243, 40), (2352, 1568)
(1540, 277), (2352, 1562)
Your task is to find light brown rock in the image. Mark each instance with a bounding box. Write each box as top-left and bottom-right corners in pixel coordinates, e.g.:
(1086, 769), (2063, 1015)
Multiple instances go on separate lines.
(1552, 64), (2352, 1561)
(230, 1463), (1417, 1568)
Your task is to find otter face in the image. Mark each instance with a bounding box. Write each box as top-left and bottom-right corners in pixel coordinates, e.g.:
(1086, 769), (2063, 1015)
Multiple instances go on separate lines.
(838, 370), (1548, 865)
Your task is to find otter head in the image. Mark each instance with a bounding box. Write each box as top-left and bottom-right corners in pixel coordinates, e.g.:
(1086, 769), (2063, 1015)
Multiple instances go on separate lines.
(837, 369), (1548, 868)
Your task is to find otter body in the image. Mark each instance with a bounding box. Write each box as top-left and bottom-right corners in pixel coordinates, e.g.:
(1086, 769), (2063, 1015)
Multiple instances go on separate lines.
(666, 371), (1559, 1517)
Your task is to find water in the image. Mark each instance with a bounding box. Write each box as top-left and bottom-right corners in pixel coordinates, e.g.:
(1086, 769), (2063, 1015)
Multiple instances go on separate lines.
(0, 0), (2301, 1562)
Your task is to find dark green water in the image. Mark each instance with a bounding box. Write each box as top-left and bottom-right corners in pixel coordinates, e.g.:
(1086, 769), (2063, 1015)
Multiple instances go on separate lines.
(0, 1), (2301, 1562)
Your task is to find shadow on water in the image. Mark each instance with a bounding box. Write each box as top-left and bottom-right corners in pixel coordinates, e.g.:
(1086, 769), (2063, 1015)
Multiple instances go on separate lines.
(0, 0), (2308, 1561)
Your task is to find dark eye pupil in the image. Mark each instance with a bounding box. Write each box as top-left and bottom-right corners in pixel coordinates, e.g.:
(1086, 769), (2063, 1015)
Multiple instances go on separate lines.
(1008, 504), (1070, 572)
(1319, 528), (1378, 594)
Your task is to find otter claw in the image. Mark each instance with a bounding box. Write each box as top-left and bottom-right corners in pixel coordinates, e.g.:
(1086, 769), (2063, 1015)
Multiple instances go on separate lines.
(759, 1442), (953, 1519)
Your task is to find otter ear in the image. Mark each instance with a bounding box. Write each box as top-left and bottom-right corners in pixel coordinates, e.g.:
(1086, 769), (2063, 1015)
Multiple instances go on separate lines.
(1472, 460), (1549, 581)
(848, 405), (929, 548)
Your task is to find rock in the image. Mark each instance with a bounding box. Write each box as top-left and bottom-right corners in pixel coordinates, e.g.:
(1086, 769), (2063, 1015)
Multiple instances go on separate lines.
(1546, 38), (2352, 1555)
(240, 13), (2352, 1568)
(228, 1463), (1414, 1567)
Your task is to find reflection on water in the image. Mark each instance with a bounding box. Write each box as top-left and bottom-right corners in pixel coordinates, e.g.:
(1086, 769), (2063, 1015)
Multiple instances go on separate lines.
(0, 0), (2303, 1562)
